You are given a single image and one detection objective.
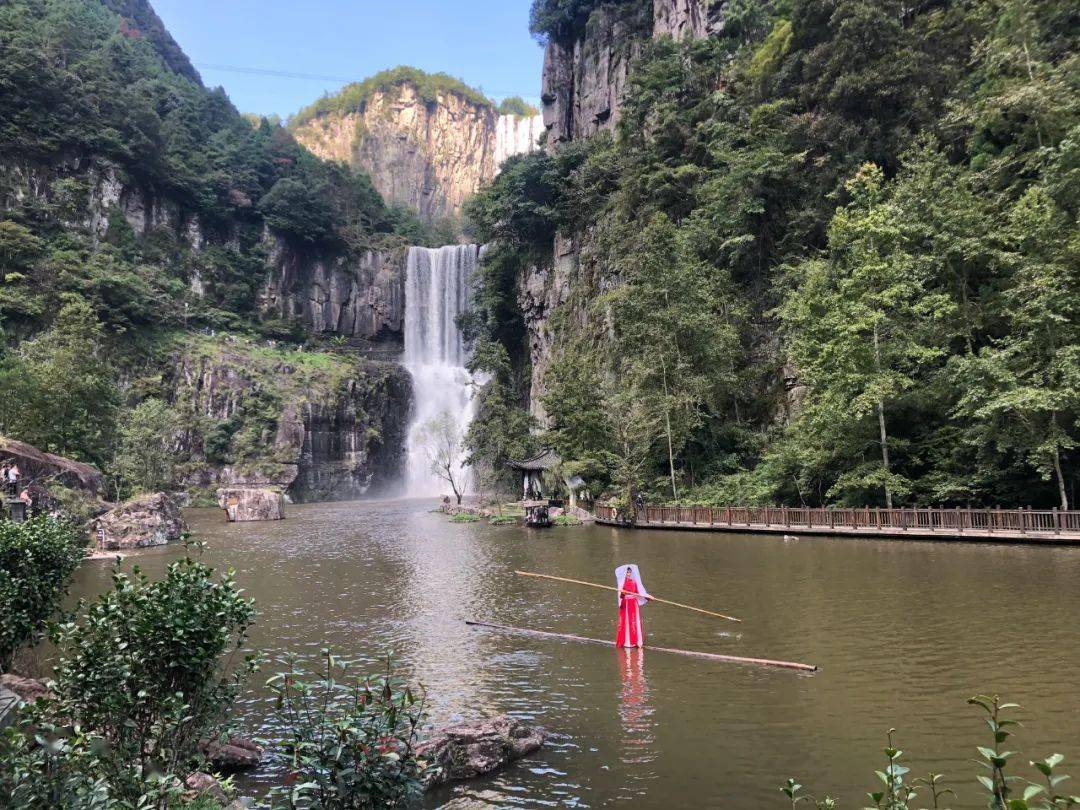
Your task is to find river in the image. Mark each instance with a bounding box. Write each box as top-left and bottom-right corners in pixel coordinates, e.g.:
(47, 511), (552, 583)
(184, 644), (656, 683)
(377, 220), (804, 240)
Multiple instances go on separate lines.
(70, 499), (1080, 808)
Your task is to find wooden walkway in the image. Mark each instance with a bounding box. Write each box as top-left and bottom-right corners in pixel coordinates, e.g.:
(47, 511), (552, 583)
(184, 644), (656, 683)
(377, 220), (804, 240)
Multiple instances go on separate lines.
(594, 504), (1080, 545)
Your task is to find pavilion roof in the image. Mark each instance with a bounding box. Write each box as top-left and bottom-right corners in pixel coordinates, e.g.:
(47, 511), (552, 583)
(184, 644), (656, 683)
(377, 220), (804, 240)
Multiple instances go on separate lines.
(507, 447), (560, 472)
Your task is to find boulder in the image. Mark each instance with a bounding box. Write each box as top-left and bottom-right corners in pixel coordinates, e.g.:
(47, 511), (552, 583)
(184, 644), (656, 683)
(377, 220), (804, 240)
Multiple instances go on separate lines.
(0, 435), (105, 495)
(92, 492), (185, 550)
(200, 735), (264, 770)
(0, 674), (51, 703)
(184, 772), (228, 804)
(418, 715), (545, 787)
(217, 488), (284, 522)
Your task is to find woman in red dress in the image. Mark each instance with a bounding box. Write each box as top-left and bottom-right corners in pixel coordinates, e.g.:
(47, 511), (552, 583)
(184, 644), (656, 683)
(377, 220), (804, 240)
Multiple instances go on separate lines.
(615, 564), (651, 648)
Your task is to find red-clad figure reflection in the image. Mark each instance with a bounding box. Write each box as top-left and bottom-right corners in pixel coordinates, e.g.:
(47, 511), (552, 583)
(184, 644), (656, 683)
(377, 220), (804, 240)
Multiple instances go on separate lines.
(618, 647), (655, 767)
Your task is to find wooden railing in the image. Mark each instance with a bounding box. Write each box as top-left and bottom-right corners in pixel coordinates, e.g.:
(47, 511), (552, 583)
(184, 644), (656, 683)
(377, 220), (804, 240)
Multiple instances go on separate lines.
(593, 504), (1080, 536)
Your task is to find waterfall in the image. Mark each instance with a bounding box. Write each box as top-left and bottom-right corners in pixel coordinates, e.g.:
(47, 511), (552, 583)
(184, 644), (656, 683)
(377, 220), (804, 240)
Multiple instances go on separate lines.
(403, 245), (479, 498)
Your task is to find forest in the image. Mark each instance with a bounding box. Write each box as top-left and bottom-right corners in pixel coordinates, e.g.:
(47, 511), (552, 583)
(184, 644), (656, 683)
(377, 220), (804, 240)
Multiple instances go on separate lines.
(465, 0), (1080, 510)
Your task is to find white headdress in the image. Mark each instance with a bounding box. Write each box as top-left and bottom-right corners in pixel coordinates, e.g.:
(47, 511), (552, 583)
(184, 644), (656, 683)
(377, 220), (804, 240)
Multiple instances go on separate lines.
(615, 564), (650, 606)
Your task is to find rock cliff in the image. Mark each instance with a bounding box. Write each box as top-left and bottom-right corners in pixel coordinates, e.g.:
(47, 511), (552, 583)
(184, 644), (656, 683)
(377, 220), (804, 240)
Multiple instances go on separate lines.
(292, 78), (543, 224)
(541, 0), (723, 150)
(168, 337), (412, 502)
(530, 0), (728, 419)
(261, 239), (406, 341)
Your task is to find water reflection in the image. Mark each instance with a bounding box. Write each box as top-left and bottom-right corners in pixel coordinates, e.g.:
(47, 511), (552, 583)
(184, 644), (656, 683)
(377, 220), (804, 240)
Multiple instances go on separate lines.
(617, 649), (655, 767)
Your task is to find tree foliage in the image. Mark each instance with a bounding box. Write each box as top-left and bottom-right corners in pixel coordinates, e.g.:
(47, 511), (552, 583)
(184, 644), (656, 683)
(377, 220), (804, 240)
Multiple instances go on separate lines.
(473, 0), (1080, 509)
(0, 516), (86, 673)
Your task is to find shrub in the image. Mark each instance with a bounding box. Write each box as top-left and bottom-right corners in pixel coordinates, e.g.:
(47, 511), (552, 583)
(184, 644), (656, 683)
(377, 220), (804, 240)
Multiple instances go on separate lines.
(267, 652), (431, 809)
(48, 558), (257, 770)
(0, 555), (256, 808)
(783, 696), (1080, 809)
(0, 516), (86, 673)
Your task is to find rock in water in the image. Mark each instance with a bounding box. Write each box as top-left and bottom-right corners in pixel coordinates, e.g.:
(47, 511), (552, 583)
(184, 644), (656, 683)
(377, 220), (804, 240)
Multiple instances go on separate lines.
(93, 493), (185, 549)
(217, 488), (284, 522)
(418, 715), (545, 787)
(200, 736), (264, 770)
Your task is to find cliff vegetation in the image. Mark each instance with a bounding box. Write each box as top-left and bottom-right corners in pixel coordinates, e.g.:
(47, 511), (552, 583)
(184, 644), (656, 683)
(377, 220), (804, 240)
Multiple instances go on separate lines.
(0, 0), (420, 499)
(469, 0), (1080, 511)
(290, 65), (495, 129)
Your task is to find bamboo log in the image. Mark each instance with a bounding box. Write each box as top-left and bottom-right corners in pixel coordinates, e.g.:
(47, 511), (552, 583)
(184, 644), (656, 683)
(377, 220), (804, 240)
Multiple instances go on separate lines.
(514, 570), (742, 623)
(465, 621), (816, 672)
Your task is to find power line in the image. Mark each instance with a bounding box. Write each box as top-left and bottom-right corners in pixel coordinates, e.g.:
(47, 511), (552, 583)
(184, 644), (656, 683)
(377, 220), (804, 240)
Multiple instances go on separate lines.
(193, 61), (540, 100)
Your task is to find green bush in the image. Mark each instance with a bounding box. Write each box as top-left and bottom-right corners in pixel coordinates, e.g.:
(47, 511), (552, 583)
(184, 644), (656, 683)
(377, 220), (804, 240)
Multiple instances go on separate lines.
(0, 516), (86, 673)
(267, 652), (431, 809)
(48, 559), (256, 766)
(0, 555), (255, 808)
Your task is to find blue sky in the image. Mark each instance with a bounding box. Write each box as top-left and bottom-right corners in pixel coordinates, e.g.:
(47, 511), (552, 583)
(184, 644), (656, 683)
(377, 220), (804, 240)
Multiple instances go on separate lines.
(151, 0), (545, 120)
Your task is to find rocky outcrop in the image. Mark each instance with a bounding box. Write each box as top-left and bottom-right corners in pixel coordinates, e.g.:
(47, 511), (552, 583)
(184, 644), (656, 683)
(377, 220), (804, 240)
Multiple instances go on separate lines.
(418, 715), (546, 787)
(654, 0), (707, 40)
(170, 339), (412, 502)
(93, 493), (186, 549)
(519, 235), (581, 426)
(542, 0), (722, 151)
(542, 3), (652, 149)
(293, 82), (543, 224)
(218, 487), (284, 522)
(183, 772), (228, 804)
(0, 674), (51, 703)
(0, 436), (105, 495)
(262, 240), (406, 341)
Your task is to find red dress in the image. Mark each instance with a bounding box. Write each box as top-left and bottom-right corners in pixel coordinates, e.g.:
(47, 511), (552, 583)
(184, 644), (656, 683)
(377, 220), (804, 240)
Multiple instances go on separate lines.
(616, 576), (645, 648)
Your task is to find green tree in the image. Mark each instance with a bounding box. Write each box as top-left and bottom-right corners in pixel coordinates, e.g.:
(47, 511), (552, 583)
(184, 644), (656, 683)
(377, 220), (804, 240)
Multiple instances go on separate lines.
(953, 185), (1079, 509)
(8, 300), (118, 466)
(112, 398), (178, 496)
(779, 165), (955, 507)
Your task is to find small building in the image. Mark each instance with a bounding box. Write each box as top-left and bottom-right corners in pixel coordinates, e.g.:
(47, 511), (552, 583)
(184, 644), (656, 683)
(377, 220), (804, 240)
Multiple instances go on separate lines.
(507, 448), (561, 500)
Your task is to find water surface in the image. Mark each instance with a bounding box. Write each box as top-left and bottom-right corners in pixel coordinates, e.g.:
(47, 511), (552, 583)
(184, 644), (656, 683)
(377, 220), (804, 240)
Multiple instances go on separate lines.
(71, 500), (1080, 808)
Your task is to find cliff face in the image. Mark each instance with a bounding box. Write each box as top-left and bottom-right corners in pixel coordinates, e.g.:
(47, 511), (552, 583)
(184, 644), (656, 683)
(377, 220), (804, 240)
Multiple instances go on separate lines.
(1, 158), (405, 344)
(293, 83), (543, 224)
(541, 0), (724, 149)
(261, 239), (406, 341)
(169, 338), (412, 502)
(530, 0), (729, 422)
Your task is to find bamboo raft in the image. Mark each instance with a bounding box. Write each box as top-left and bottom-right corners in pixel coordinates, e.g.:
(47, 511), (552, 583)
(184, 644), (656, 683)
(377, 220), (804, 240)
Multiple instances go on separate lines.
(465, 620), (818, 673)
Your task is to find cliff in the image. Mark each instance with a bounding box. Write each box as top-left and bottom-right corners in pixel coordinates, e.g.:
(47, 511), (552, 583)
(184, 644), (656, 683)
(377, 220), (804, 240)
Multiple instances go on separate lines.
(261, 239), (406, 342)
(291, 71), (544, 224)
(528, 0), (731, 421)
(541, 0), (724, 149)
(168, 336), (412, 502)
(1, 158), (406, 344)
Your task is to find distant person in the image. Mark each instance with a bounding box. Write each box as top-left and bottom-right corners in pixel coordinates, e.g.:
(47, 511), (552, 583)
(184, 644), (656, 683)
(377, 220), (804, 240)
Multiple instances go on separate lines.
(6, 463), (20, 497)
(615, 564), (652, 649)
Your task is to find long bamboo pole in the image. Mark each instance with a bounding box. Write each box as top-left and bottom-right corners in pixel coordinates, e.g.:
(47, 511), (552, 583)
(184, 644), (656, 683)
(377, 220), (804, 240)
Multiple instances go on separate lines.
(514, 570), (742, 623)
(465, 621), (815, 672)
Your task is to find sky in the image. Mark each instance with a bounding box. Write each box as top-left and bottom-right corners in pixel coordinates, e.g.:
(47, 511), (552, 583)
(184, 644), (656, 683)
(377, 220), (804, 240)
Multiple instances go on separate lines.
(151, 0), (546, 120)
